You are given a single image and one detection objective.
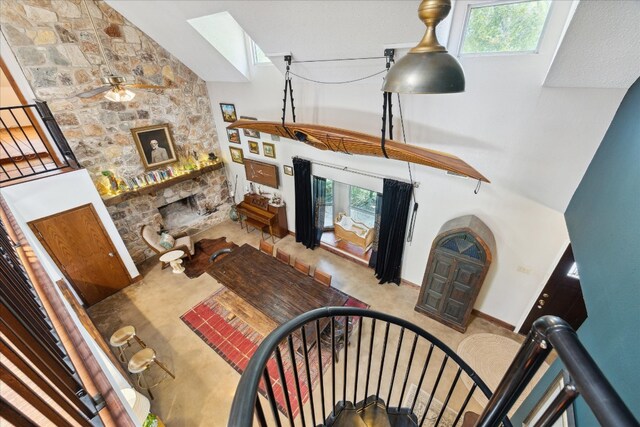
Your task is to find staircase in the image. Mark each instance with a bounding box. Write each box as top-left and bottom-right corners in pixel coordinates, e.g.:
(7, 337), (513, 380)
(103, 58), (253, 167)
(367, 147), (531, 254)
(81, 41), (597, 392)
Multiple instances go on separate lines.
(228, 307), (638, 427)
(326, 397), (418, 427)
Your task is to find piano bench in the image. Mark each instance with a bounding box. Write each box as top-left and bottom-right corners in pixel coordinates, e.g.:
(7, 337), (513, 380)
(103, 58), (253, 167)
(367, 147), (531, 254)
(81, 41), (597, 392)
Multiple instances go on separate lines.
(244, 217), (274, 242)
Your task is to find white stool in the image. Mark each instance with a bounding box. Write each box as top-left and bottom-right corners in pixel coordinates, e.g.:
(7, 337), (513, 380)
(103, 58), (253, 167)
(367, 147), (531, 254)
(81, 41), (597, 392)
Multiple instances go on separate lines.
(109, 325), (146, 364)
(128, 348), (175, 400)
(159, 250), (185, 274)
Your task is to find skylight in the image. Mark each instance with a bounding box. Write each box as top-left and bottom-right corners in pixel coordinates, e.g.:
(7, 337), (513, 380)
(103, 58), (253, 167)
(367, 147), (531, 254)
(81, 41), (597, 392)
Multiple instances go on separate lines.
(188, 12), (250, 78)
(251, 40), (271, 65)
(460, 0), (552, 55)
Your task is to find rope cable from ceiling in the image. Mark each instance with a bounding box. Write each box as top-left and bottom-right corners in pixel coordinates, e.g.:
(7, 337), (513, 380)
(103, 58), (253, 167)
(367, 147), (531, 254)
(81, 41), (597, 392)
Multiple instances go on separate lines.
(287, 69), (388, 85)
(82, 0), (115, 76)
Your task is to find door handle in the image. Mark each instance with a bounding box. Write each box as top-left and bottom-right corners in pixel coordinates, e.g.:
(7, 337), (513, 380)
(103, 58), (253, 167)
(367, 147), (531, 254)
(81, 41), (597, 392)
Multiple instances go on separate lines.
(108, 252), (114, 257)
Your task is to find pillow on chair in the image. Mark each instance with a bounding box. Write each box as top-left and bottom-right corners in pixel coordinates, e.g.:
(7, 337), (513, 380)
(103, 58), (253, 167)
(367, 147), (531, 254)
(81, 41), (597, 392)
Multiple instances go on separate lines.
(158, 233), (175, 250)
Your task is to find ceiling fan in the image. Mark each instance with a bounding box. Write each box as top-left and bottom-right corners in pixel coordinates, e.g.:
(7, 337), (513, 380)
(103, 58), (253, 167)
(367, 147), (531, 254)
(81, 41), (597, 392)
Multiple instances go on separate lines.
(74, 0), (167, 101)
(76, 76), (167, 101)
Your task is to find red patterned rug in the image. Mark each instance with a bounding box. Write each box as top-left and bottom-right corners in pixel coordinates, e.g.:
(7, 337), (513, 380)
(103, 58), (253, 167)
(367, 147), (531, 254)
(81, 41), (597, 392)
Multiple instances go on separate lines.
(181, 287), (369, 418)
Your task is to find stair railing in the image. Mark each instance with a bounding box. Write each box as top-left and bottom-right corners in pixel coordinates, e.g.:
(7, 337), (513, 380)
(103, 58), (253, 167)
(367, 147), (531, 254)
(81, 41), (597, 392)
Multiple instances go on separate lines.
(0, 101), (79, 183)
(228, 306), (512, 427)
(475, 316), (638, 427)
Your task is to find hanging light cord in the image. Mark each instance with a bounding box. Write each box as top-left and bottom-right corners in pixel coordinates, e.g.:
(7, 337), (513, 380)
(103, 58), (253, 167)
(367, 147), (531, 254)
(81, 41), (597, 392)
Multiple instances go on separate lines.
(288, 69), (388, 85)
(83, 0), (115, 76)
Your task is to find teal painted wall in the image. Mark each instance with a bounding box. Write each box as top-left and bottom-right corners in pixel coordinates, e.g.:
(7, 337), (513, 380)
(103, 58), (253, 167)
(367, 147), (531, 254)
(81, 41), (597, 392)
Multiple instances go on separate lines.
(513, 77), (640, 425)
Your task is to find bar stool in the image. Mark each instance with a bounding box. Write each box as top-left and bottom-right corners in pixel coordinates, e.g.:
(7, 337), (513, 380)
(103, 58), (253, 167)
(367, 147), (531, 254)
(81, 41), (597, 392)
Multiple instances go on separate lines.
(128, 348), (175, 400)
(109, 325), (146, 364)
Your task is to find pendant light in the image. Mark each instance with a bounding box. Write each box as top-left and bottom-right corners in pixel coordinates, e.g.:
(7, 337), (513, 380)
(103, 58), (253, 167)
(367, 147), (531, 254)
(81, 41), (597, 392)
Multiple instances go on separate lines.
(382, 0), (465, 94)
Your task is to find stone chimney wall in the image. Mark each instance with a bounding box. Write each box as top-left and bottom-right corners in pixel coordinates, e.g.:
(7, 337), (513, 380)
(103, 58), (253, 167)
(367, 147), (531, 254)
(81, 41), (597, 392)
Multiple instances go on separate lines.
(1, 0), (231, 262)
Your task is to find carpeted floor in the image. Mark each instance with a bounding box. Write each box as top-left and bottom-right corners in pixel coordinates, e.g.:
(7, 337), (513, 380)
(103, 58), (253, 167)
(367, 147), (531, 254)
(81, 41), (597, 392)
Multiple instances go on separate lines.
(181, 287), (369, 418)
(183, 237), (239, 278)
(457, 333), (547, 414)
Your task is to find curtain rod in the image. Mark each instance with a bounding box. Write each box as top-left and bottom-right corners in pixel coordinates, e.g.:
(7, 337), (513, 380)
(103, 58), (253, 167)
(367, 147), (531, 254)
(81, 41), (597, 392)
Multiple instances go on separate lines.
(293, 156), (419, 188)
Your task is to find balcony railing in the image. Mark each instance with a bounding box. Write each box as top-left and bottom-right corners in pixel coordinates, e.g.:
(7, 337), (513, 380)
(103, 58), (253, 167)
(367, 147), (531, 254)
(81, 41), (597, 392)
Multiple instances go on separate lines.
(228, 308), (638, 427)
(0, 101), (79, 183)
(228, 307), (511, 427)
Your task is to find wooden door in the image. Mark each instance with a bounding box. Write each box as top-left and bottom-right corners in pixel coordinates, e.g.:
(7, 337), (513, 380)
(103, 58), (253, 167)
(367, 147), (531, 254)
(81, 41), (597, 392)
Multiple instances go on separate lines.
(421, 252), (456, 313)
(519, 245), (587, 334)
(441, 260), (483, 324)
(29, 204), (131, 306)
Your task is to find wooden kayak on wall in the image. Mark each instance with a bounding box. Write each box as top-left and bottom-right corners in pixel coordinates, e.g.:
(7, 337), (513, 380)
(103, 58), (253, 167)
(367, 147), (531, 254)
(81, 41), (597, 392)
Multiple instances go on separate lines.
(227, 120), (489, 183)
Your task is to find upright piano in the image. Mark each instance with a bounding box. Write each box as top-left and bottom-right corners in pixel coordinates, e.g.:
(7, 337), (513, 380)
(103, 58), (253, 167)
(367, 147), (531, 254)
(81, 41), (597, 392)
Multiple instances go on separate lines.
(236, 193), (289, 240)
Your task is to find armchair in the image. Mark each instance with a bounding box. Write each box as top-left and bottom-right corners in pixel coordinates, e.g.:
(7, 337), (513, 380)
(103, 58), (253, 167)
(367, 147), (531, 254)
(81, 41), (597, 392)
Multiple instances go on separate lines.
(140, 225), (195, 269)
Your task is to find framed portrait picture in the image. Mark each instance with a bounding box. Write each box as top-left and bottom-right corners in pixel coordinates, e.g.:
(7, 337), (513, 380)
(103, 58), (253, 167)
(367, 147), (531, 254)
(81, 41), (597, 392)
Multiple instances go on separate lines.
(131, 124), (178, 170)
(220, 103), (237, 122)
(283, 165), (293, 176)
(248, 140), (260, 155)
(263, 142), (276, 158)
(229, 147), (244, 164)
(227, 128), (240, 144)
(243, 128), (260, 138)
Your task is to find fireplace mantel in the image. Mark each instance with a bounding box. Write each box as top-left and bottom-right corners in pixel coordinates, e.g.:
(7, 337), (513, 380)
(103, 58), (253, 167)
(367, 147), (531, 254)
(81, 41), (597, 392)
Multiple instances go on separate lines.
(101, 162), (224, 207)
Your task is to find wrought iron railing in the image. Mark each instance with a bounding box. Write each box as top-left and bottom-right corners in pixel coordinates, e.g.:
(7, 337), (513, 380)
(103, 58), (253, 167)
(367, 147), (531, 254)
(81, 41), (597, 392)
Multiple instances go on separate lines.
(475, 316), (638, 427)
(0, 101), (79, 183)
(228, 306), (511, 427)
(0, 214), (100, 426)
(229, 308), (638, 427)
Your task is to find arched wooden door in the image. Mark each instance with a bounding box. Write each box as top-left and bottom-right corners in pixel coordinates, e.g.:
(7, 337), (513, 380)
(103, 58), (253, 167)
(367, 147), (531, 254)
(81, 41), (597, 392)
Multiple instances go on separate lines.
(416, 216), (495, 332)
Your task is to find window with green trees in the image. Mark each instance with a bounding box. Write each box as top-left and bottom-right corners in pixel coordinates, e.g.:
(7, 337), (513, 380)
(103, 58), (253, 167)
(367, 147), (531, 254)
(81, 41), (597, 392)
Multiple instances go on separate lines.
(461, 0), (551, 55)
(349, 186), (377, 228)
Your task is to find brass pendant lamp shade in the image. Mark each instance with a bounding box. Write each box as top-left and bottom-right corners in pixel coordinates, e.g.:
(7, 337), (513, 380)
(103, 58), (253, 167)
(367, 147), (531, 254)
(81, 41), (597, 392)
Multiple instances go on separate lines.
(382, 0), (465, 94)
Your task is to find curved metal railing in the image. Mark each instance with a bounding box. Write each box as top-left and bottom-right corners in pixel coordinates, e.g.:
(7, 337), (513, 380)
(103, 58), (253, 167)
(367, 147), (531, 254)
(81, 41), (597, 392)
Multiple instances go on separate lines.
(475, 316), (638, 427)
(228, 306), (512, 427)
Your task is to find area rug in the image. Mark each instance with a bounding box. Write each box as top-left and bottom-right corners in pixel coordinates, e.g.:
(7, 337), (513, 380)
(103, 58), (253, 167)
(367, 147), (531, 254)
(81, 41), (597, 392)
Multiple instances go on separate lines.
(403, 383), (459, 427)
(182, 237), (238, 278)
(456, 333), (548, 414)
(181, 287), (369, 418)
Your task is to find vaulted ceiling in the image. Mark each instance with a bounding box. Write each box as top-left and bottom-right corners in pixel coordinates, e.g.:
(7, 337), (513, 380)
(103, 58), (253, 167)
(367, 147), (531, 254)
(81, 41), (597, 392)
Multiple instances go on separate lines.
(105, 0), (640, 212)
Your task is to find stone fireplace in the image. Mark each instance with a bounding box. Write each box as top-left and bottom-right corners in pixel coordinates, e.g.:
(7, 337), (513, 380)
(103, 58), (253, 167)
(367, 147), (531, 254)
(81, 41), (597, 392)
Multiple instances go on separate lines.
(158, 195), (200, 229)
(105, 166), (230, 263)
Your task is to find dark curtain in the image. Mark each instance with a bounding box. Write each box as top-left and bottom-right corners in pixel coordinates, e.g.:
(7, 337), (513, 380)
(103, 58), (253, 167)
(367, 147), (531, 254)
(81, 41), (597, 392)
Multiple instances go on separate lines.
(373, 179), (413, 285)
(368, 191), (383, 269)
(313, 176), (326, 247)
(293, 158), (315, 248)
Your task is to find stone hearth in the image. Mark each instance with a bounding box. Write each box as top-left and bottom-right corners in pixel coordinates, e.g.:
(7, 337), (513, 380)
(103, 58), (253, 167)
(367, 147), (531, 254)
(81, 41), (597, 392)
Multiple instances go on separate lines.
(106, 167), (230, 263)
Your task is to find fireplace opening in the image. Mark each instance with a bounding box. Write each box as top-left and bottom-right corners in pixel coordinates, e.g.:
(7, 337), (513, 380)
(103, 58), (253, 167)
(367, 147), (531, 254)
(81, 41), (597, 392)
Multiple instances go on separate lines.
(158, 195), (203, 229)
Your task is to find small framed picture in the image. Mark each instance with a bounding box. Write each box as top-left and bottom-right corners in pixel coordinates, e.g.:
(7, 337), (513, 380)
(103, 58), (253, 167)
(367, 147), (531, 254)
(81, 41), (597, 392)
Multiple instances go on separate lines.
(263, 142), (276, 158)
(243, 128), (260, 138)
(248, 140), (260, 155)
(227, 128), (240, 144)
(229, 147), (244, 164)
(220, 103), (237, 122)
(283, 165), (293, 176)
(131, 123), (178, 170)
